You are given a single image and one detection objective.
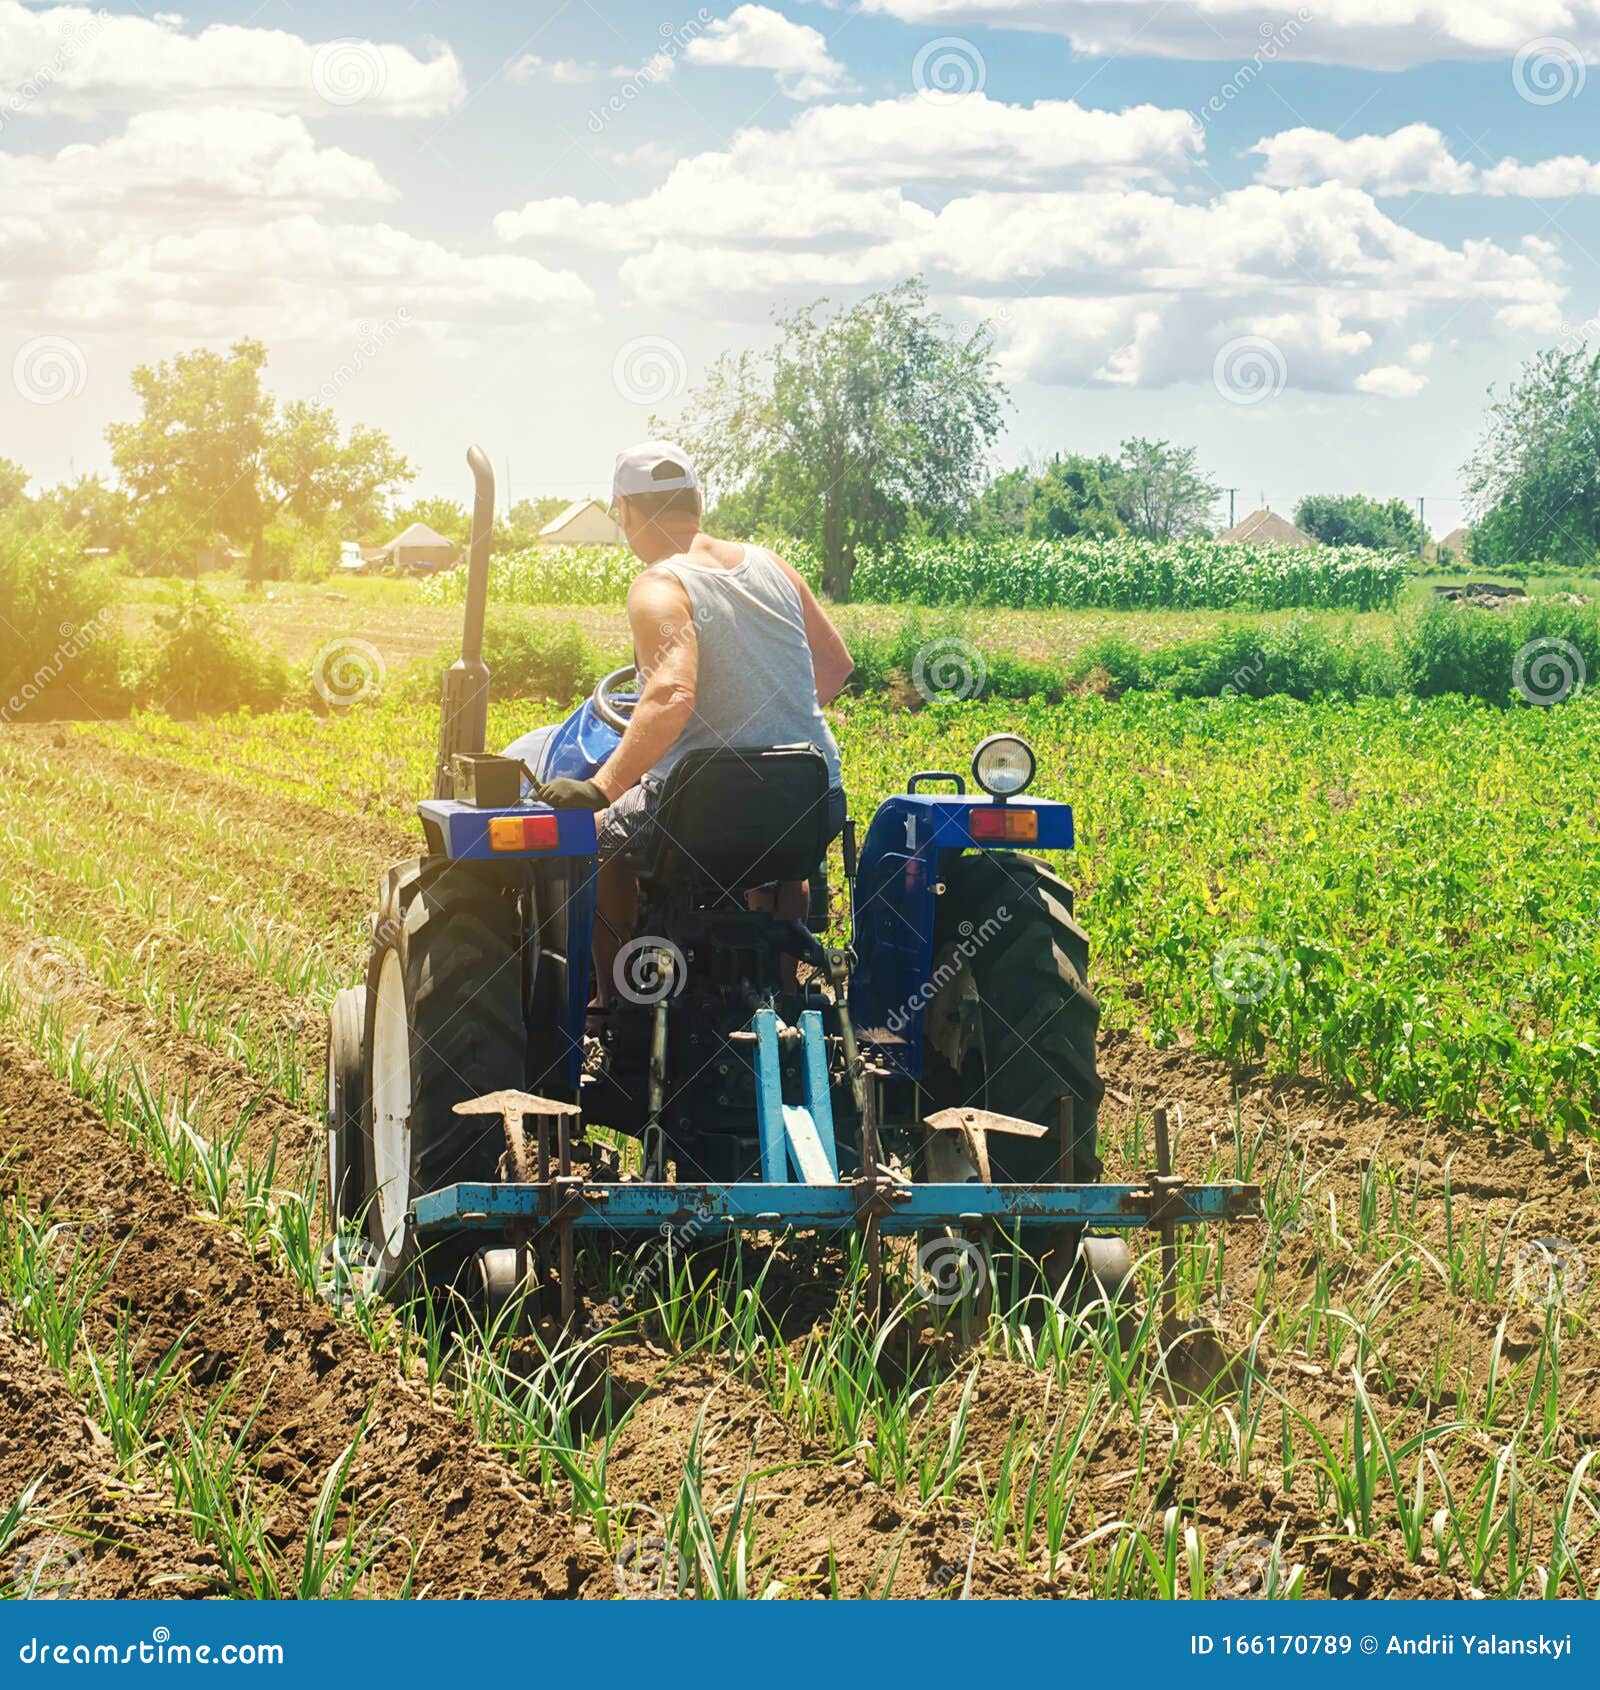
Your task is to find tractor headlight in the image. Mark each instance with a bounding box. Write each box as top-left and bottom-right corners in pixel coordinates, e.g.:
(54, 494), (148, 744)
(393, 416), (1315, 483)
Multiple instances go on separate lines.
(971, 734), (1035, 798)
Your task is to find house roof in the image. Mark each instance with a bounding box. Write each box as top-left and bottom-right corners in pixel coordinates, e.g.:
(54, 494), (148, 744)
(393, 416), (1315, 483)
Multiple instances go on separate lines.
(539, 498), (605, 537)
(387, 521), (456, 550)
(1220, 508), (1317, 546)
(1439, 525), (1470, 551)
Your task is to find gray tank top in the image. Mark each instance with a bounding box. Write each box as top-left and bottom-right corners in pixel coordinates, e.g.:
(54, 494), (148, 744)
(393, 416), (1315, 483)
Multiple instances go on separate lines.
(644, 546), (843, 790)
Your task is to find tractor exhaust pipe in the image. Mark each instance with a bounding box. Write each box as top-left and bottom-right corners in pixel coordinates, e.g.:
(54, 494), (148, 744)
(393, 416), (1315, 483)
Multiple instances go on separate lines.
(432, 445), (495, 800)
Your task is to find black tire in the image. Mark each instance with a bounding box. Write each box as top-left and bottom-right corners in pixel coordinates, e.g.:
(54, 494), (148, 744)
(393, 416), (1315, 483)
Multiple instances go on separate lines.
(920, 850), (1103, 1291)
(360, 858), (531, 1292)
(324, 985), (366, 1226)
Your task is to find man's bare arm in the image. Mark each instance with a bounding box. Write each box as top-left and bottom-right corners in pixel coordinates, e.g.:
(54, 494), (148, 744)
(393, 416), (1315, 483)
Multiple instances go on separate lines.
(771, 554), (854, 705)
(591, 570), (699, 801)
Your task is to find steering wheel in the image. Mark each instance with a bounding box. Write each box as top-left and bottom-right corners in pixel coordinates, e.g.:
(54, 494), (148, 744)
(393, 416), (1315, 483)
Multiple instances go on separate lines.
(592, 665), (639, 734)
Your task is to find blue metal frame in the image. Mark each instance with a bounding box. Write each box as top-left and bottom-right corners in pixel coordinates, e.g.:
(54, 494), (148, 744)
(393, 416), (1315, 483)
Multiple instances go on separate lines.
(413, 1177), (1253, 1234)
(751, 1008), (840, 1182)
(848, 792), (1074, 1079)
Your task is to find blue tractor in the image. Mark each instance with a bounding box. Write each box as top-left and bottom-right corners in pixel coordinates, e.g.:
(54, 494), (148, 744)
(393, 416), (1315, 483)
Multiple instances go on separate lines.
(325, 451), (1256, 1319)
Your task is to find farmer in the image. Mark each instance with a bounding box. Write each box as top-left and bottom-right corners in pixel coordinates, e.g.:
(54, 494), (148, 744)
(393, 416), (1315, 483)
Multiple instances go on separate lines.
(537, 441), (853, 996)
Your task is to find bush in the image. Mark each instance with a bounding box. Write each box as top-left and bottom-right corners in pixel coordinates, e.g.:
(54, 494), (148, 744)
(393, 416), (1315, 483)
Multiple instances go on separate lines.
(1400, 599), (1600, 703)
(404, 609), (623, 704)
(0, 515), (131, 720)
(133, 585), (289, 716)
(844, 610), (1061, 703)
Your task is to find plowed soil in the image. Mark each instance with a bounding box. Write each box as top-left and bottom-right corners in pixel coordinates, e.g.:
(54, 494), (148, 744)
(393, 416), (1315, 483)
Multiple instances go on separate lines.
(0, 1043), (608, 1599)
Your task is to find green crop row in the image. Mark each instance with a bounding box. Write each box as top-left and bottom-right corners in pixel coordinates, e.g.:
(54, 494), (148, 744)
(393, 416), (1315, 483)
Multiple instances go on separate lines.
(843, 536), (1408, 612)
(68, 685), (1600, 1140)
(418, 536), (1408, 613)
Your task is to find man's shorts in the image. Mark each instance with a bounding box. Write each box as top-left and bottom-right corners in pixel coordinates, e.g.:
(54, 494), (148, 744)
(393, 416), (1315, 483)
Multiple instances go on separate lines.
(598, 781), (848, 869)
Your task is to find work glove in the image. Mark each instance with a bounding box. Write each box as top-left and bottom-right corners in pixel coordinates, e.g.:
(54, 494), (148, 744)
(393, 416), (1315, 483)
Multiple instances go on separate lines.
(538, 776), (611, 811)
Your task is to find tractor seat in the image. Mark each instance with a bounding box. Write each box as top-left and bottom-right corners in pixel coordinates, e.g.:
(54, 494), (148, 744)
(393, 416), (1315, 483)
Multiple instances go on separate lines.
(630, 745), (832, 898)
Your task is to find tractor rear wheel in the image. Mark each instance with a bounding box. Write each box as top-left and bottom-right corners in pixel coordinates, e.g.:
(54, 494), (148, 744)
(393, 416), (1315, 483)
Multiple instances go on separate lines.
(919, 850), (1103, 1297)
(361, 859), (530, 1295)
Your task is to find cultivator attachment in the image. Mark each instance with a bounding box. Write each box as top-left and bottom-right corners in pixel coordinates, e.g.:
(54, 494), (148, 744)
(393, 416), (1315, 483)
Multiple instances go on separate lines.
(410, 1087), (1260, 1323)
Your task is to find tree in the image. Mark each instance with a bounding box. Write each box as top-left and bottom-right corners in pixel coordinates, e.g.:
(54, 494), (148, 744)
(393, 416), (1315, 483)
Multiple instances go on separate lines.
(1026, 455), (1124, 540)
(1464, 345), (1600, 568)
(673, 279), (1005, 599)
(0, 458), (28, 511)
(108, 339), (411, 580)
(1295, 492), (1422, 552)
(497, 496), (568, 549)
(1115, 437), (1218, 540)
(390, 496), (469, 545)
(968, 465), (1038, 536)
(35, 474), (132, 553)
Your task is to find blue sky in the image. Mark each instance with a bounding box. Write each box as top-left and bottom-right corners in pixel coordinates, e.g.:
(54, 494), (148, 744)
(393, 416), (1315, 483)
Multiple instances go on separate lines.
(6, 2), (1600, 534)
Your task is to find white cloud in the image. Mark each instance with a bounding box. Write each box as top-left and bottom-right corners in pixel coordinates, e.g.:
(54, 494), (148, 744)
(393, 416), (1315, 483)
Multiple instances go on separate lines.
(1253, 125), (1600, 199)
(857, 0), (1600, 70)
(0, 107), (396, 214)
(609, 51), (678, 83)
(736, 93), (1200, 187)
(1251, 125), (1476, 195)
(683, 5), (853, 98)
(499, 86), (1565, 396)
(495, 95), (1203, 251)
(1355, 364), (1428, 397)
(1482, 155), (1600, 196)
(0, 2), (464, 118)
(507, 55), (595, 86)
(0, 109), (590, 343)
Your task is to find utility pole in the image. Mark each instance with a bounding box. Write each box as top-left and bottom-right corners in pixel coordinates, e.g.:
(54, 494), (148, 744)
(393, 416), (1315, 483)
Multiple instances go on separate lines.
(1223, 486), (1238, 529)
(1417, 495), (1426, 561)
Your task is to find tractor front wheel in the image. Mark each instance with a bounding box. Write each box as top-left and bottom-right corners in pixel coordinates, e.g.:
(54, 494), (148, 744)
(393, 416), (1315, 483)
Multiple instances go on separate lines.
(325, 985), (366, 1227)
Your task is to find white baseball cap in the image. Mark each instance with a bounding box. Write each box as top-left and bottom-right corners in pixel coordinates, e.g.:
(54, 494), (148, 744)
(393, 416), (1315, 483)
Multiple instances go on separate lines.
(612, 440), (700, 501)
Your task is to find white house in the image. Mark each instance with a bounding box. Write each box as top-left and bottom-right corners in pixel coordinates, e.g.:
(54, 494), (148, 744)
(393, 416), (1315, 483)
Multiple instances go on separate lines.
(538, 499), (626, 547)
